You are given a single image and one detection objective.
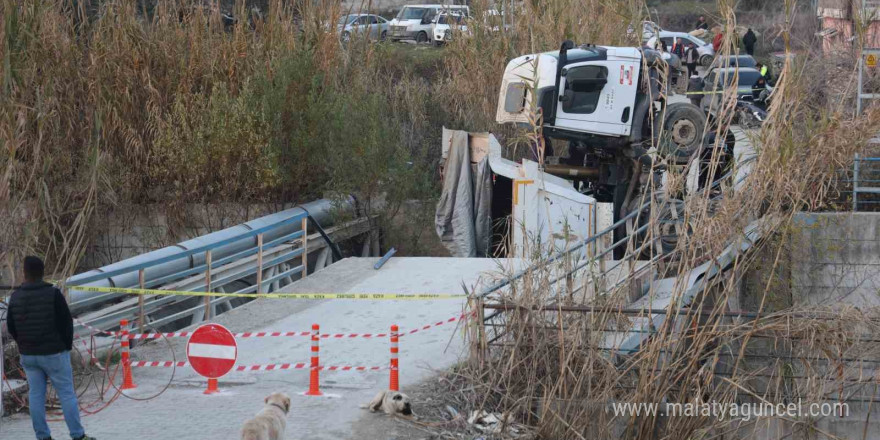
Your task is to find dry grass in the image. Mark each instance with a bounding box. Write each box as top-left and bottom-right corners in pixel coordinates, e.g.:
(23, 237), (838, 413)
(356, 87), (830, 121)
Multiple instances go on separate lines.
(456, 1), (880, 439)
(0, 0), (442, 279)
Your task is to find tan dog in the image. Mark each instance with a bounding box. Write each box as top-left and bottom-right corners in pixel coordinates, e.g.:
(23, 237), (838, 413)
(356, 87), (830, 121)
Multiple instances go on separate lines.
(241, 392), (291, 440)
(365, 390), (413, 416)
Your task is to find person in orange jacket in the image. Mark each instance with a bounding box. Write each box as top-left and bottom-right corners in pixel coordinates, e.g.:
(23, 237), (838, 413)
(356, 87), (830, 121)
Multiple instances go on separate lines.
(712, 32), (723, 53)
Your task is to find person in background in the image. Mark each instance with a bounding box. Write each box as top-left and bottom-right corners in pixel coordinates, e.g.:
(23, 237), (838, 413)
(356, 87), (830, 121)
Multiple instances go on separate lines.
(7, 256), (96, 440)
(695, 15), (709, 31)
(685, 42), (700, 77)
(756, 62), (770, 80)
(752, 75), (768, 102)
(672, 38), (685, 58)
(743, 28), (757, 56)
(712, 32), (723, 53)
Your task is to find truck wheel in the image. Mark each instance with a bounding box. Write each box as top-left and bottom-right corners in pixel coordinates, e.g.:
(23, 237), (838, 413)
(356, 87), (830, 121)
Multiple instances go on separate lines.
(416, 31), (428, 43)
(380, 30), (387, 41)
(656, 102), (706, 163)
(700, 54), (713, 68)
(653, 197), (687, 257)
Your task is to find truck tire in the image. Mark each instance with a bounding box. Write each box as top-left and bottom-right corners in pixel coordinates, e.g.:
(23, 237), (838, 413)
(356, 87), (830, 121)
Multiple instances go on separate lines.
(653, 197), (687, 256)
(656, 102), (706, 163)
(416, 31), (428, 43)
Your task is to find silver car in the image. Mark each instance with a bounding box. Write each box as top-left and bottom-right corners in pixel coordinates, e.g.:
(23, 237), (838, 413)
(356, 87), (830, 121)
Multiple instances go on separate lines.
(338, 14), (389, 42)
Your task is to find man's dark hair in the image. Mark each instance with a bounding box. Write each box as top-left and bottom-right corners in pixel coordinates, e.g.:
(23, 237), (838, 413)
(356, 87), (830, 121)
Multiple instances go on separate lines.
(23, 256), (45, 281)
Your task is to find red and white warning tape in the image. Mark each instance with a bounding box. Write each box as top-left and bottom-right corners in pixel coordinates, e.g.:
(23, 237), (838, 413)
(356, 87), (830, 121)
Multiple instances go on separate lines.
(126, 330), (314, 340)
(131, 361), (189, 368)
(122, 313), (470, 340)
(74, 319), (120, 338)
(73, 334), (110, 371)
(399, 313), (466, 337)
(130, 361), (385, 371)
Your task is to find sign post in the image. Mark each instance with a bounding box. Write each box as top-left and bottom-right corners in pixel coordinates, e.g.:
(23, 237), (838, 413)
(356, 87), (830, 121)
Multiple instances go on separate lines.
(187, 324), (237, 394)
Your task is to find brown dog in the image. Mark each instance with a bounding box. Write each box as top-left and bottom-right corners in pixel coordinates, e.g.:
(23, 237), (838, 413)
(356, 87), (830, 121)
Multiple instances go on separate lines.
(365, 390), (413, 416)
(241, 392), (291, 440)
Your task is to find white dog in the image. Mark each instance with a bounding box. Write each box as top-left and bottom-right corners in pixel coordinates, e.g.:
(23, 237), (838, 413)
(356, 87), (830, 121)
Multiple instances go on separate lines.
(365, 390), (413, 416)
(241, 392), (291, 440)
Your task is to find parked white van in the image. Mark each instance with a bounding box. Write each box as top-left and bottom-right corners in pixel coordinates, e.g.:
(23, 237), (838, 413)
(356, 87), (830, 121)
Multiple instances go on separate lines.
(388, 4), (469, 43)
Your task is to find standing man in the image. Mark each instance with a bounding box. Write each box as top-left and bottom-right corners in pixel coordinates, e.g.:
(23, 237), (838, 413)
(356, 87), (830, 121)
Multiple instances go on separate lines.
(695, 15), (709, 31)
(7, 256), (96, 440)
(685, 42), (700, 77)
(742, 28), (757, 56)
(671, 38), (685, 58)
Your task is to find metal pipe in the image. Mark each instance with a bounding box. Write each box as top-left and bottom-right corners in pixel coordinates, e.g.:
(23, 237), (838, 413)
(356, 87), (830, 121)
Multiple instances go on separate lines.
(374, 248), (397, 270)
(542, 164), (600, 179)
(67, 197), (354, 313)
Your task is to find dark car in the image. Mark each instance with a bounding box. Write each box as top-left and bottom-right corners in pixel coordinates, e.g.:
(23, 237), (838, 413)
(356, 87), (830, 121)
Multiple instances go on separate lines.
(709, 55), (757, 71)
(700, 67), (768, 105)
(697, 67), (772, 126)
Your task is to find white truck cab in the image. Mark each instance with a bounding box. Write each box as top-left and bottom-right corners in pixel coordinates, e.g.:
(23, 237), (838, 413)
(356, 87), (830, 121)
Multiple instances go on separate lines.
(388, 4), (469, 43)
(495, 42), (714, 259)
(497, 45), (646, 139)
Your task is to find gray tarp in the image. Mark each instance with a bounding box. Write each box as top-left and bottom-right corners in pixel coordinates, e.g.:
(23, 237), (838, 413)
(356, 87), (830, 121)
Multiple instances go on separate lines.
(435, 129), (492, 257)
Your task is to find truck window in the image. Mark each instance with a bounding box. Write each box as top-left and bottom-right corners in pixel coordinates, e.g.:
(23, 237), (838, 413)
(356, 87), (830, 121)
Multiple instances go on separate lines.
(562, 66), (608, 114)
(504, 82), (527, 113)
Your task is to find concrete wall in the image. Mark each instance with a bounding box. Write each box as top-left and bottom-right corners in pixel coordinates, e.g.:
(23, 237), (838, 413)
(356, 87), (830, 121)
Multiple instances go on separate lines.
(789, 212), (880, 307)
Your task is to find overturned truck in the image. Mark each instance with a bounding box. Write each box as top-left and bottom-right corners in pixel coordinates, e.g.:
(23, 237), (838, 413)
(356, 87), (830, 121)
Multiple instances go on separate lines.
(439, 41), (734, 259)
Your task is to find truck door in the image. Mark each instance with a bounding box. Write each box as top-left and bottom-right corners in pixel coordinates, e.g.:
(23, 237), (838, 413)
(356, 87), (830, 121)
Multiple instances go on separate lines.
(554, 60), (640, 137)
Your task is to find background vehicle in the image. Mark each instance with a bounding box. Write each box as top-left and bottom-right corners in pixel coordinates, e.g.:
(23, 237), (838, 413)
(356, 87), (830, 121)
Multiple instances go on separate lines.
(388, 4), (469, 43)
(338, 14), (389, 41)
(496, 41), (723, 257)
(699, 66), (769, 109)
(647, 31), (714, 67)
(708, 54), (757, 70)
(432, 12), (468, 45)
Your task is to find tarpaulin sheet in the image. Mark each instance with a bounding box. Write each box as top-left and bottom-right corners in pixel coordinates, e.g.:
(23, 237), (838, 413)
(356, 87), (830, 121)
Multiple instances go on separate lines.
(435, 129), (492, 257)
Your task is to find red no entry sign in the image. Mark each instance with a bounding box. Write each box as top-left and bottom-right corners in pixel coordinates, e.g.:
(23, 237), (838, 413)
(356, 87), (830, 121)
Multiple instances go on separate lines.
(187, 324), (237, 379)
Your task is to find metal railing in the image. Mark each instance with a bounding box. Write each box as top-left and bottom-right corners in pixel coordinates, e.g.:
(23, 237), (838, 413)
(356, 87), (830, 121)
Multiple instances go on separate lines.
(476, 154), (760, 352)
(853, 154), (880, 211)
(68, 212), (321, 334)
